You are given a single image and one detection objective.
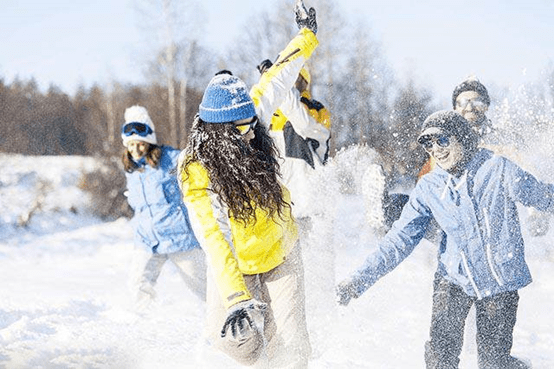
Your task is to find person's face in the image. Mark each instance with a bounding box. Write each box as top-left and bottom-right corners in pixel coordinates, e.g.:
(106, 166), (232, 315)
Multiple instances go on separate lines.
(295, 74), (309, 93)
(127, 140), (149, 160)
(455, 90), (489, 126)
(234, 116), (258, 143)
(419, 132), (465, 173)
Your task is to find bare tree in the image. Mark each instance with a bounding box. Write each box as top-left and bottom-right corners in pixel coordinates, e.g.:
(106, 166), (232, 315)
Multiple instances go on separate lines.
(386, 79), (436, 183)
(222, 4), (296, 85)
(135, 0), (206, 147)
(224, 0), (395, 157)
(146, 39), (215, 147)
(329, 20), (394, 154)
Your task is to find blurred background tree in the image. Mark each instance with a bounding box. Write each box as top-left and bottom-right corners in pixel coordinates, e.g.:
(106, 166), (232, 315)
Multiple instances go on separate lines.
(2, 0), (553, 217)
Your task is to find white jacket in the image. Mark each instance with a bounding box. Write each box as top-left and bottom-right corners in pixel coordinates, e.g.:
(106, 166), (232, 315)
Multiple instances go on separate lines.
(270, 88), (331, 218)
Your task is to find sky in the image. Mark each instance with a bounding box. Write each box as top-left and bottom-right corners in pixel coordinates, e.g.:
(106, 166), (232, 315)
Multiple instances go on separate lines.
(1, 0), (554, 105)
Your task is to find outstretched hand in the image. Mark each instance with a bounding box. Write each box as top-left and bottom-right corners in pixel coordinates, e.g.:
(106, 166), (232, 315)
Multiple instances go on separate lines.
(294, 0), (317, 34)
(336, 279), (361, 306)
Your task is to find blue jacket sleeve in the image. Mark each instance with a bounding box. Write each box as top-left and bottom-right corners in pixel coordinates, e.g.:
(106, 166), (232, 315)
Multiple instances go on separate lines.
(349, 185), (432, 297)
(506, 159), (554, 212)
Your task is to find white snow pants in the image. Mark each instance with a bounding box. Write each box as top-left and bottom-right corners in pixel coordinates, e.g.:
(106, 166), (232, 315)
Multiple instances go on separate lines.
(134, 247), (207, 302)
(204, 245), (311, 368)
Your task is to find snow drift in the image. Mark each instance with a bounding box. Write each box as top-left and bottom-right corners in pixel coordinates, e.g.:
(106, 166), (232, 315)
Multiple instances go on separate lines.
(1, 148), (553, 368)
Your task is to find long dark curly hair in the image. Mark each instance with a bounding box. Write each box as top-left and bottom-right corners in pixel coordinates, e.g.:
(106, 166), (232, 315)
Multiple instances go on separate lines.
(180, 116), (289, 224)
(122, 143), (162, 173)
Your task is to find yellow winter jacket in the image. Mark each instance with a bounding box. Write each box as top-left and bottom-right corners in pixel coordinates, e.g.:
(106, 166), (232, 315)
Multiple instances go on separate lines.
(180, 162), (298, 309)
(180, 28), (317, 309)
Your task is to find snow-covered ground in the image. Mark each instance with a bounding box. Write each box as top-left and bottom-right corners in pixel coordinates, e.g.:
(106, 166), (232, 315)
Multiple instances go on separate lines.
(1, 150), (553, 368)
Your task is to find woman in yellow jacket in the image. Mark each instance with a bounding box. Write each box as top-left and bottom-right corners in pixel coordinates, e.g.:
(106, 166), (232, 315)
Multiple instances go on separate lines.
(178, 2), (318, 367)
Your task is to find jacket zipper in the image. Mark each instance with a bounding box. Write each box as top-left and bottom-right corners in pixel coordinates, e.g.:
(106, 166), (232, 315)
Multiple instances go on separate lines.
(460, 251), (482, 299)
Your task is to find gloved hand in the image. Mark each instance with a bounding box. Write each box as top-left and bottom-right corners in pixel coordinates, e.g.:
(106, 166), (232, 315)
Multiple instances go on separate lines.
(257, 59), (273, 75)
(526, 209), (550, 237)
(221, 299), (267, 339)
(294, 0), (317, 35)
(336, 279), (360, 306)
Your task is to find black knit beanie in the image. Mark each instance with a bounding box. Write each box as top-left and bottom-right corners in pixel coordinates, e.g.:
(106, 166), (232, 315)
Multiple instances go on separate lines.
(419, 110), (479, 150)
(452, 79), (490, 108)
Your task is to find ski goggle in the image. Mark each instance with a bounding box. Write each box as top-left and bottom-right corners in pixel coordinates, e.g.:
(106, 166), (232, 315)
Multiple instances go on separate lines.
(456, 97), (487, 109)
(122, 122), (153, 137)
(234, 116), (258, 135)
(418, 134), (451, 150)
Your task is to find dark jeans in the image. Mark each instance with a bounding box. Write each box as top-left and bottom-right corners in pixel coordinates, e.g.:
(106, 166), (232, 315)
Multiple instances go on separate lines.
(424, 274), (529, 369)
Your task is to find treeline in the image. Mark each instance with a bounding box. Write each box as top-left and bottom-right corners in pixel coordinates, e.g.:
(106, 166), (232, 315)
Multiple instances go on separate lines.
(0, 78), (202, 157)
(2, 0), (554, 223)
(1, 0), (444, 187)
(3, 0), (554, 187)
(0, 79), (434, 191)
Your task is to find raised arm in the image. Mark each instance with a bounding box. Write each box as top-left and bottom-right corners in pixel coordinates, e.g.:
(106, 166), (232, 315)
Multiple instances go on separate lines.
(336, 187), (433, 306)
(250, 1), (319, 125)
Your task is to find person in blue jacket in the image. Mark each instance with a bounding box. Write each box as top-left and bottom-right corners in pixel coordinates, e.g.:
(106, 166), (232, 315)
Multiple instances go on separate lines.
(121, 105), (206, 310)
(336, 110), (552, 369)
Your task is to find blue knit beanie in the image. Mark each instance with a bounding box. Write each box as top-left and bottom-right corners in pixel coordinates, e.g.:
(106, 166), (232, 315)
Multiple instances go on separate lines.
(199, 74), (256, 123)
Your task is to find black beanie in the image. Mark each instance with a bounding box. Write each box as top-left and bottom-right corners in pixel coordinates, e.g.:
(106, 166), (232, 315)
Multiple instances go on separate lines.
(452, 79), (490, 108)
(215, 69), (233, 76)
(419, 110), (478, 150)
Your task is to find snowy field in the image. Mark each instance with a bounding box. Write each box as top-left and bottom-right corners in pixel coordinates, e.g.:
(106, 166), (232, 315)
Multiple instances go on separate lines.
(1, 150), (553, 368)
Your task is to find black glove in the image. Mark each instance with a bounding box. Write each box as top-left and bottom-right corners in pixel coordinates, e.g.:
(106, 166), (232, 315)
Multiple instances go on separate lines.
(257, 59), (273, 75)
(294, 0), (317, 35)
(300, 96), (324, 111)
(221, 299), (267, 339)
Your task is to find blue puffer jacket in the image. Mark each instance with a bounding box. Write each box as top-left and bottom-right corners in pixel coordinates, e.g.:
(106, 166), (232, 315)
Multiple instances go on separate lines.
(125, 146), (200, 254)
(352, 149), (554, 299)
